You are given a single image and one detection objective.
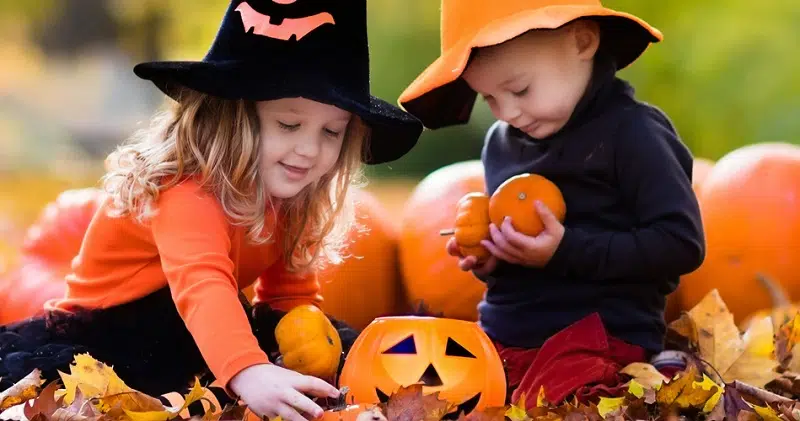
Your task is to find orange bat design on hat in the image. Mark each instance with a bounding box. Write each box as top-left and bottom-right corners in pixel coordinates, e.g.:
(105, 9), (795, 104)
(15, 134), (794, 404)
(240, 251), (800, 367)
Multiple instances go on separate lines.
(236, 1), (335, 41)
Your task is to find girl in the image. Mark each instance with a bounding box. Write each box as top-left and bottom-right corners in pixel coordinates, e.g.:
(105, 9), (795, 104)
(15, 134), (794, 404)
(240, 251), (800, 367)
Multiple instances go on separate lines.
(0, 1), (422, 421)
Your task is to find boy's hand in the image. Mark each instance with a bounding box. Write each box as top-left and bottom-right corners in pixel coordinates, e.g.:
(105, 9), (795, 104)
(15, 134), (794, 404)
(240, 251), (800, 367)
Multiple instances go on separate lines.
(483, 200), (565, 267)
(446, 236), (498, 277)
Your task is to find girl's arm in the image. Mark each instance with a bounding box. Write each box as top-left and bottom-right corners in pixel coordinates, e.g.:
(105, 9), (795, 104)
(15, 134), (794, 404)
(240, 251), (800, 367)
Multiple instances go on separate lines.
(252, 262), (323, 312)
(151, 180), (270, 389)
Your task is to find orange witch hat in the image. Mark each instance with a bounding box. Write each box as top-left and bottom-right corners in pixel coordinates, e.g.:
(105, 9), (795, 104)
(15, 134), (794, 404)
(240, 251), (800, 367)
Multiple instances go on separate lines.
(398, 0), (663, 129)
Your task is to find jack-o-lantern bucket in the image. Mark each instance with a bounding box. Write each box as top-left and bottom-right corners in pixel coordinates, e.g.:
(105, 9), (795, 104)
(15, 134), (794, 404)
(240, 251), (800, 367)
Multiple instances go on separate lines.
(338, 316), (506, 415)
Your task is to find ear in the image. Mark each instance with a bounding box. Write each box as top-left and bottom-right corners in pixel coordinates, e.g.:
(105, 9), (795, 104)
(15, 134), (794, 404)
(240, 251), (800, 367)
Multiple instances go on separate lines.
(572, 20), (600, 61)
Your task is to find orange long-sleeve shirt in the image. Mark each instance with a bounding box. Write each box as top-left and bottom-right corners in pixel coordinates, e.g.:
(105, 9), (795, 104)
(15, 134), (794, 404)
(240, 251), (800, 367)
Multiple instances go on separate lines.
(44, 179), (322, 387)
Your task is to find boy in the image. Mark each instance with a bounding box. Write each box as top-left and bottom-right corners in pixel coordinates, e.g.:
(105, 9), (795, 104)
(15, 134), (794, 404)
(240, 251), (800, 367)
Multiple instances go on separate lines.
(398, 0), (705, 407)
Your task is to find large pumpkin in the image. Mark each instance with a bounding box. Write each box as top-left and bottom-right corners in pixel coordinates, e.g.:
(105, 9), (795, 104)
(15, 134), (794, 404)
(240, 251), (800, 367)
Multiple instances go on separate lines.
(338, 316), (506, 415)
(399, 161), (487, 321)
(679, 143), (800, 324)
(0, 188), (105, 325)
(664, 157), (715, 322)
(243, 188), (402, 331)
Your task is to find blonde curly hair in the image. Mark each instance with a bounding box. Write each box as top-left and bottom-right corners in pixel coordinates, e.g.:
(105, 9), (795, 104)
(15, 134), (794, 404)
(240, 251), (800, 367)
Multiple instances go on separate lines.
(101, 88), (369, 272)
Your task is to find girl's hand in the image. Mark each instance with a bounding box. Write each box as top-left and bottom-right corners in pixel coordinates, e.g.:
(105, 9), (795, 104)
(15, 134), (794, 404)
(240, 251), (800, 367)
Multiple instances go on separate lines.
(482, 200), (565, 267)
(445, 236), (498, 277)
(229, 363), (340, 421)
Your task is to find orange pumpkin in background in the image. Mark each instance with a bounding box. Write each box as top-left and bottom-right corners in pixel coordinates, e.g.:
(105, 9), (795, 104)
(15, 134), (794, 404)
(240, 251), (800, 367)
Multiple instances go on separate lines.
(339, 316), (506, 415)
(398, 161), (487, 321)
(691, 157), (715, 194)
(679, 143), (800, 324)
(488, 173), (566, 236)
(0, 188), (106, 325)
(664, 157), (715, 322)
(244, 188), (403, 331)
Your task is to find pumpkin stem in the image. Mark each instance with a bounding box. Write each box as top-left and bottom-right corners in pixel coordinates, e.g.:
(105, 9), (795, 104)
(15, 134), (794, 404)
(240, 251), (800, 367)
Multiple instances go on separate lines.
(757, 273), (790, 307)
(438, 229), (455, 236)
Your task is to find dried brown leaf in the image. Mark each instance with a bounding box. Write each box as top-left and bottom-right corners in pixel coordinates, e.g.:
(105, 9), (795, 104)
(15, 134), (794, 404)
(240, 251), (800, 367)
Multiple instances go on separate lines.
(454, 406), (508, 421)
(23, 381), (63, 420)
(383, 384), (452, 421)
(777, 314), (800, 372)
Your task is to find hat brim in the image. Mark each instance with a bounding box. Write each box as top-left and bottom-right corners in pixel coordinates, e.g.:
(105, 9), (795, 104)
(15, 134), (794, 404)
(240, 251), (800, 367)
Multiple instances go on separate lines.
(398, 6), (663, 129)
(133, 60), (422, 165)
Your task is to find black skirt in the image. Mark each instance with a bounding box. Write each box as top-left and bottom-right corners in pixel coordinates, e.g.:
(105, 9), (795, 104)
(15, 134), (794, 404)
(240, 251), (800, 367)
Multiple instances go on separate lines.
(0, 287), (359, 400)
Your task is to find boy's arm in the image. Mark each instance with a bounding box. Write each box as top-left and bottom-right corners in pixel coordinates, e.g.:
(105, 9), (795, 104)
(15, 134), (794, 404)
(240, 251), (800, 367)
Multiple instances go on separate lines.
(253, 260), (323, 312)
(151, 181), (270, 389)
(545, 107), (705, 281)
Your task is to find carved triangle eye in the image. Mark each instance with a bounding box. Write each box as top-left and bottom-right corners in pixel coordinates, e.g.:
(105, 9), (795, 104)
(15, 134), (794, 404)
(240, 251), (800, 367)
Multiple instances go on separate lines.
(445, 338), (475, 358)
(382, 334), (417, 354)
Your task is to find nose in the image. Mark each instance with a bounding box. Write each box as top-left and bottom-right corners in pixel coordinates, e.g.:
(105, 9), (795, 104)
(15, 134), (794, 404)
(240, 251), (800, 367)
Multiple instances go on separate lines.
(493, 99), (522, 124)
(418, 363), (443, 387)
(294, 135), (320, 159)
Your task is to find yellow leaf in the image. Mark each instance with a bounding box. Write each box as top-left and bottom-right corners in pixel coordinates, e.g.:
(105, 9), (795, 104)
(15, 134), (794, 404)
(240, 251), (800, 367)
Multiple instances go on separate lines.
(676, 290), (745, 374)
(693, 374), (722, 413)
(627, 380), (645, 398)
(742, 315), (777, 359)
(753, 405), (782, 421)
(125, 408), (173, 421)
(536, 386), (548, 407)
(124, 378), (210, 421)
(670, 290), (780, 388)
(725, 317), (781, 388)
(597, 396), (624, 417)
(0, 369), (44, 411)
(620, 362), (667, 389)
(57, 353), (163, 414)
(506, 393), (530, 421)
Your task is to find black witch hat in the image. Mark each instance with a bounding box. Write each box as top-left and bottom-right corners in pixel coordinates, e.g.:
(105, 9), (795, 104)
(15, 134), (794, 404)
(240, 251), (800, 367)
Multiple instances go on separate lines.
(133, 0), (423, 165)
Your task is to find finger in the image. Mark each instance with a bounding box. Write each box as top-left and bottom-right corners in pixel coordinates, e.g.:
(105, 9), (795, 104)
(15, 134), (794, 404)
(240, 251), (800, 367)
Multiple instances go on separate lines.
(276, 402), (307, 421)
(458, 255), (477, 271)
(535, 201), (561, 230)
(488, 223), (525, 261)
(474, 256), (498, 277)
(292, 375), (340, 398)
(499, 217), (536, 250)
(284, 389), (324, 419)
(482, 238), (521, 264)
(445, 237), (460, 256)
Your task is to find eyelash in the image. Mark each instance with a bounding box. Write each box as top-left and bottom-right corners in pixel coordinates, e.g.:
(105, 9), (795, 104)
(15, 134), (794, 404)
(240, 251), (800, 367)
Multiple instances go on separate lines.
(278, 121), (341, 138)
(278, 121), (300, 131)
(513, 87), (529, 97)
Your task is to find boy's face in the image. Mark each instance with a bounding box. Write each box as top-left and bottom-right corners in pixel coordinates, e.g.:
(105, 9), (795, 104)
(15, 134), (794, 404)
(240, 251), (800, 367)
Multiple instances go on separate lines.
(462, 21), (599, 139)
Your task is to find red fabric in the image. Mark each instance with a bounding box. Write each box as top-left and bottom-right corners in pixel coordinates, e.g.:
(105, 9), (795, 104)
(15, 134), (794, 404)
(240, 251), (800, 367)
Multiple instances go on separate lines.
(494, 312), (647, 408)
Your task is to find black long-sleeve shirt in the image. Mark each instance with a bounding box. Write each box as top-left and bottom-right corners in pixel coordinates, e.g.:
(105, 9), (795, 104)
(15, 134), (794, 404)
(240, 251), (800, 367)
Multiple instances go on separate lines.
(476, 60), (705, 354)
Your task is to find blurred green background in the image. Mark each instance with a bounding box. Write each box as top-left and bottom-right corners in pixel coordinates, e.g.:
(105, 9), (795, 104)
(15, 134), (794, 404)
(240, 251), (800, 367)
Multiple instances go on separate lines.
(0, 0), (798, 231)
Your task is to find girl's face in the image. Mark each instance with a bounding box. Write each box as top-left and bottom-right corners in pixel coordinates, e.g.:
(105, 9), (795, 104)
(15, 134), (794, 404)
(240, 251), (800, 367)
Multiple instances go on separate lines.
(256, 97), (352, 199)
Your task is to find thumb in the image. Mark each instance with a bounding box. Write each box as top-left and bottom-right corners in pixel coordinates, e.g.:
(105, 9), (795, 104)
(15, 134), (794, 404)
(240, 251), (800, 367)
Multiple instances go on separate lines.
(535, 200), (560, 230)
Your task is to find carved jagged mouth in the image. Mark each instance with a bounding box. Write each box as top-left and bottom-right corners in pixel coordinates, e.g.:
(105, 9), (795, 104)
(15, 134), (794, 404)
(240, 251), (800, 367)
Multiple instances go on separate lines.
(375, 389), (481, 418)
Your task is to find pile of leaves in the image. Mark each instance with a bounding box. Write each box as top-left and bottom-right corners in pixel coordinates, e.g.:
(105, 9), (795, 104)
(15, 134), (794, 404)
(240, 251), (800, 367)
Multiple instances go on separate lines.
(3, 289), (800, 421)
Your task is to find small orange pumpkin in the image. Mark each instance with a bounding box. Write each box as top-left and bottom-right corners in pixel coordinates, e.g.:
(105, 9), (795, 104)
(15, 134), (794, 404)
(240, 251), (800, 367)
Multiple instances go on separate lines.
(488, 173), (566, 236)
(275, 304), (343, 380)
(451, 192), (491, 263)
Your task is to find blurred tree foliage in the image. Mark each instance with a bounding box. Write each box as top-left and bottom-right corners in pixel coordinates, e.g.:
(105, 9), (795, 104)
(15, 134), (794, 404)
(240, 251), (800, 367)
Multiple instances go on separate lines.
(1, 0), (798, 179)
